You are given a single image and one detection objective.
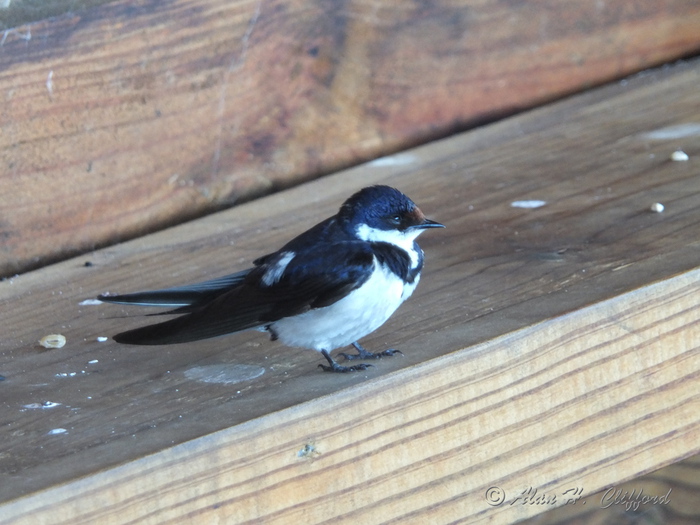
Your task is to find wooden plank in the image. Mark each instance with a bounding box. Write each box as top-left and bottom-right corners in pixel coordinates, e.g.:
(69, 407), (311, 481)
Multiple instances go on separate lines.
(2, 0), (700, 276)
(518, 454), (700, 524)
(2, 270), (699, 524)
(0, 1), (116, 30)
(1, 57), (700, 521)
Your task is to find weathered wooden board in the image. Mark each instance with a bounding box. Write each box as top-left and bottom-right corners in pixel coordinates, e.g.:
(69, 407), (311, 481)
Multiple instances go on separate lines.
(0, 1), (117, 30)
(2, 0), (700, 276)
(2, 272), (700, 524)
(1, 58), (699, 522)
(519, 454), (700, 525)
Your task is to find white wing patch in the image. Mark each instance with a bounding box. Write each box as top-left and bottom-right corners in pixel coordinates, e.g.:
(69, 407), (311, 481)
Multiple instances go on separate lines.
(261, 251), (295, 286)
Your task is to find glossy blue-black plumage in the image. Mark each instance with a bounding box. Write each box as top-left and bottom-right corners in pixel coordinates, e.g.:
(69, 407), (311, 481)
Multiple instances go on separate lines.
(98, 185), (443, 353)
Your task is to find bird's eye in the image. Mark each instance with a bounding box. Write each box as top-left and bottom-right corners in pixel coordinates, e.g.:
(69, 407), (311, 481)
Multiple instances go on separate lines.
(388, 215), (402, 225)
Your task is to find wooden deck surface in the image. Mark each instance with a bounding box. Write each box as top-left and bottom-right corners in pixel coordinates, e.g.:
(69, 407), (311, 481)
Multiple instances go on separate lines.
(2, 0), (700, 276)
(519, 454), (700, 524)
(1, 57), (699, 523)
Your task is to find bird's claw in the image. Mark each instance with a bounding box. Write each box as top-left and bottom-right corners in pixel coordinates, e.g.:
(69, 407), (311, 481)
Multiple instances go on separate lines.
(318, 362), (374, 373)
(339, 346), (403, 361)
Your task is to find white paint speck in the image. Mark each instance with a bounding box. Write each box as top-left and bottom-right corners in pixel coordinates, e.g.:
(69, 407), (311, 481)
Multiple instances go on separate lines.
(96, 336), (108, 342)
(368, 153), (417, 167)
(511, 200), (547, 209)
(79, 299), (102, 306)
(0, 27), (31, 46)
(670, 150), (689, 162)
(55, 371), (86, 378)
(88, 359), (99, 364)
(650, 202), (665, 213)
(48, 428), (67, 435)
(46, 70), (54, 96)
(642, 123), (700, 140)
(23, 401), (62, 409)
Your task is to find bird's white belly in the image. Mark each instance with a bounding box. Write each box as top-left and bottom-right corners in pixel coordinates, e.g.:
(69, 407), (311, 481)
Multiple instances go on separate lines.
(271, 261), (419, 351)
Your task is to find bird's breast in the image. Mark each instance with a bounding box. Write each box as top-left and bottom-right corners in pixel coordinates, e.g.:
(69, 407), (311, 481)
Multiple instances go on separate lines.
(270, 258), (419, 351)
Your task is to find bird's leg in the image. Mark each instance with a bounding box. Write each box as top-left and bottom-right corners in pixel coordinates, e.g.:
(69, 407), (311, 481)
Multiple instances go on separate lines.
(318, 349), (374, 373)
(338, 342), (403, 361)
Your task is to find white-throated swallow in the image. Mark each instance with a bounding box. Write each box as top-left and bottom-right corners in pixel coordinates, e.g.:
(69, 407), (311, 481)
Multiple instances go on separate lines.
(98, 185), (444, 372)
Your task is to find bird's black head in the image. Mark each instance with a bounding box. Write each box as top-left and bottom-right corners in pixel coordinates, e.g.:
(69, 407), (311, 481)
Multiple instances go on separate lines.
(338, 185), (444, 244)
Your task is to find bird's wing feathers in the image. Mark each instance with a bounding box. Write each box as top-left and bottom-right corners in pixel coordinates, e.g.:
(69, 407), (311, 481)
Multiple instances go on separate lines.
(98, 269), (252, 311)
(112, 242), (375, 345)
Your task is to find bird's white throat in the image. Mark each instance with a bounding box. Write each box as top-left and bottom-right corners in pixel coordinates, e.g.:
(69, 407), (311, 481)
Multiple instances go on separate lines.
(355, 223), (423, 268)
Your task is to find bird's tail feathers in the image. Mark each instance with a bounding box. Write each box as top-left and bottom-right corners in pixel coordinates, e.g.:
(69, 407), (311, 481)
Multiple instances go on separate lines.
(97, 269), (251, 310)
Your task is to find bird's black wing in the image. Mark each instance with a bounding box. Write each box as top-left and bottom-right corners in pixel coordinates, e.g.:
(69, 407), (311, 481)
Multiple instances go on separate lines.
(101, 216), (343, 310)
(252, 216), (341, 266)
(111, 242), (375, 345)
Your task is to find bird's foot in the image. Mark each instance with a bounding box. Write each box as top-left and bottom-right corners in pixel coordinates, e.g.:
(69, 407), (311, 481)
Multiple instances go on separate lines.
(319, 349), (374, 373)
(338, 342), (403, 361)
(318, 362), (374, 373)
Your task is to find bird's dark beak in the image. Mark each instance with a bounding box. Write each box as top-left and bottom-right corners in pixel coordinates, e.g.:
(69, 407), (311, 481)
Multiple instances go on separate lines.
(415, 218), (445, 229)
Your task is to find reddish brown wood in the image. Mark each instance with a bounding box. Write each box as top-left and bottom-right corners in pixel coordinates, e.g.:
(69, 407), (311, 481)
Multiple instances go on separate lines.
(2, 0), (700, 277)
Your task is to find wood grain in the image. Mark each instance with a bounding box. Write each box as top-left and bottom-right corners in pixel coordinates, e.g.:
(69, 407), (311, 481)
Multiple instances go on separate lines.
(2, 269), (699, 524)
(2, 0), (700, 276)
(519, 454), (700, 524)
(1, 57), (700, 522)
(0, 1), (117, 30)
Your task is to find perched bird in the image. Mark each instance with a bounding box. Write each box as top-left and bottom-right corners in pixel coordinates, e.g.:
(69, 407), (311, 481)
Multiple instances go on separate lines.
(98, 185), (444, 372)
